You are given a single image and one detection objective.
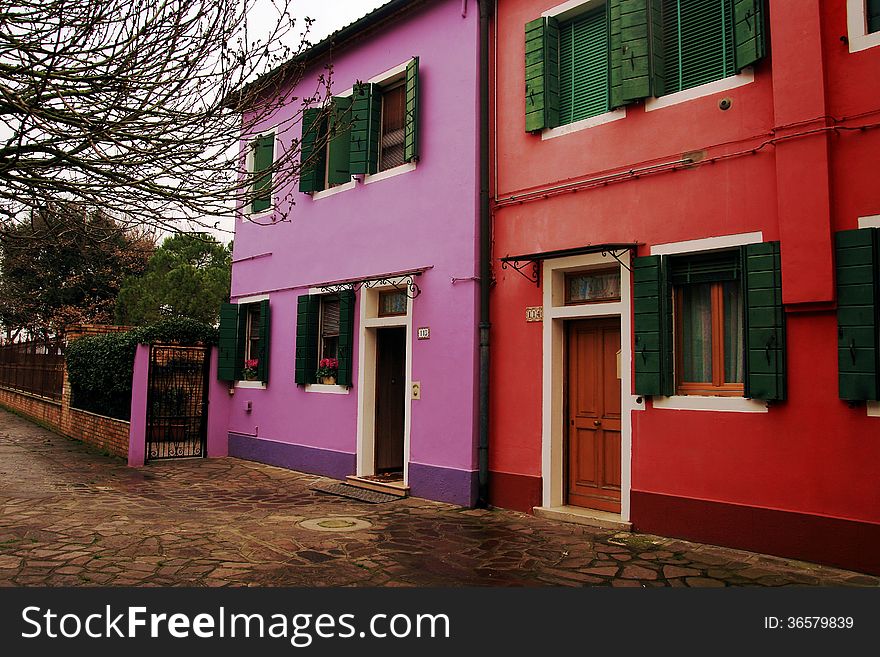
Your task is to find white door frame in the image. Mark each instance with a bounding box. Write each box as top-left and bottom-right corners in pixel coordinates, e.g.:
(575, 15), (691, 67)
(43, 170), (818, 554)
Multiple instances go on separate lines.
(541, 251), (643, 520)
(355, 283), (413, 483)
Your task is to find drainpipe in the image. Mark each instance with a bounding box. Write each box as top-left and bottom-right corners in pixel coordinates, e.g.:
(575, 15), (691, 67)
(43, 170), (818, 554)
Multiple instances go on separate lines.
(477, 0), (491, 508)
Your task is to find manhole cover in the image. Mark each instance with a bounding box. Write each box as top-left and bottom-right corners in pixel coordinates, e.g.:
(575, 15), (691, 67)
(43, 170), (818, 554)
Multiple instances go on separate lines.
(298, 517), (372, 532)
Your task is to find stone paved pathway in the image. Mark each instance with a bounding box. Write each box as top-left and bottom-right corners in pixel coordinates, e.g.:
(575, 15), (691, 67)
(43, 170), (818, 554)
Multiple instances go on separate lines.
(0, 409), (876, 587)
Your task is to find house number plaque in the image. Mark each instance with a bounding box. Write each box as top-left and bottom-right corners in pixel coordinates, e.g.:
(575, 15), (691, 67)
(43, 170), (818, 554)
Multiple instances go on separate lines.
(417, 327), (431, 340)
(526, 306), (543, 322)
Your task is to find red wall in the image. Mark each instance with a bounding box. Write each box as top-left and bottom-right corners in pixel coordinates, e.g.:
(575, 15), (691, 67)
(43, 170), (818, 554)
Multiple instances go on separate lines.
(489, 0), (880, 569)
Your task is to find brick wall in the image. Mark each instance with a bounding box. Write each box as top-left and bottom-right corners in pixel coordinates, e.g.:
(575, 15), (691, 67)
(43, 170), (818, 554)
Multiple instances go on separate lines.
(0, 325), (131, 459)
(0, 386), (62, 429)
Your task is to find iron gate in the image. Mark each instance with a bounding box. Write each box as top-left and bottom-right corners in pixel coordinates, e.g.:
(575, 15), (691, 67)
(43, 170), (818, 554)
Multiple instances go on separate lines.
(146, 345), (210, 460)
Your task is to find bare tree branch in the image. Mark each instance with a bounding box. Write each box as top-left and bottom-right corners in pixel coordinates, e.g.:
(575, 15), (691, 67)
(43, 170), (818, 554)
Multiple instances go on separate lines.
(0, 0), (333, 238)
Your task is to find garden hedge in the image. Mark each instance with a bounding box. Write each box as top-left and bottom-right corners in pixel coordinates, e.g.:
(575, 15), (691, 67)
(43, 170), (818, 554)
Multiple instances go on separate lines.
(65, 318), (217, 420)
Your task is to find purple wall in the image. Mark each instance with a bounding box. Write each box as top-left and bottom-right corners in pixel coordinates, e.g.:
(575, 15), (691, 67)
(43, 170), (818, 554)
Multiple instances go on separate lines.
(227, 0), (481, 505)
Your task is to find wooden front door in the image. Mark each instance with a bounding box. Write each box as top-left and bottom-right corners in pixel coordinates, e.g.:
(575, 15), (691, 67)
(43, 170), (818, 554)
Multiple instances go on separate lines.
(375, 327), (406, 473)
(566, 319), (622, 512)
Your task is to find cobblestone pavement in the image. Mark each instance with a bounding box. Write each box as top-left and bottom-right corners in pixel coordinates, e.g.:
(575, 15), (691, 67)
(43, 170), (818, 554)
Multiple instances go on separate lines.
(0, 410), (877, 588)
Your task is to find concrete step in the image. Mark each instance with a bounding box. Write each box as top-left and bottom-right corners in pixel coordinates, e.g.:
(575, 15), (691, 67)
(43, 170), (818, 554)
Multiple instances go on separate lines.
(534, 505), (632, 532)
(345, 475), (409, 498)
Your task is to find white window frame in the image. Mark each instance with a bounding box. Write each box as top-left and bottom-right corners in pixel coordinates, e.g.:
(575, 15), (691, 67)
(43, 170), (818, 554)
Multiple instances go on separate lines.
(847, 0), (880, 53)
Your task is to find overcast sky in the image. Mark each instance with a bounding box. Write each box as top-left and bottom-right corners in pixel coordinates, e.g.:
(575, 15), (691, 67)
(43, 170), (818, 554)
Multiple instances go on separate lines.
(281, 0), (390, 44)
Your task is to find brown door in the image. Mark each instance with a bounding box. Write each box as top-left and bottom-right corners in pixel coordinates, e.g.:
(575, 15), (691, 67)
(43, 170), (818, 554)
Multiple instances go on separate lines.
(375, 327), (406, 473)
(566, 319), (622, 513)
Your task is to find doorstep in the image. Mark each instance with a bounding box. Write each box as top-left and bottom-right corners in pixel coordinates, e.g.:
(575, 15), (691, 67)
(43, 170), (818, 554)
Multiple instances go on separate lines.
(345, 476), (409, 498)
(533, 506), (632, 532)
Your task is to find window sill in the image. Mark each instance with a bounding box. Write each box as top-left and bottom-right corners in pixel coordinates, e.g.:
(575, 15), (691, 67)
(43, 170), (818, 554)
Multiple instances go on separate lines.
(652, 395), (768, 413)
(235, 380), (266, 390)
(243, 208), (274, 222)
(868, 402), (880, 418)
(541, 108), (626, 140)
(311, 180), (356, 201)
(305, 384), (350, 395)
(364, 162), (416, 185)
(645, 69), (754, 113)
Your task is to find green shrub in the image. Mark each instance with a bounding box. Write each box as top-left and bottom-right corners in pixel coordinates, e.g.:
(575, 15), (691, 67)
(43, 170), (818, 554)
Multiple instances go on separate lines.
(65, 318), (217, 420)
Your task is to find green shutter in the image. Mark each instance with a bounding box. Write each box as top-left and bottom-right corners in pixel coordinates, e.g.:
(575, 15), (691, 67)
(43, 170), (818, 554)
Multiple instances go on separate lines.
(217, 303), (239, 382)
(649, 0), (666, 97)
(609, 0), (624, 108)
(733, 0), (766, 71)
(525, 16), (560, 132)
(743, 241), (786, 401)
(404, 57), (420, 162)
(251, 134), (274, 214)
(633, 255), (673, 396)
(618, 0), (652, 102)
(299, 107), (326, 193)
(295, 294), (320, 385)
(558, 8), (610, 125)
(256, 299), (270, 383)
(870, 0), (880, 34)
(349, 83), (382, 175)
(327, 97), (352, 186)
(663, 0), (736, 95)
(836, 229), (879, 401)
(337, 291), (356, 387)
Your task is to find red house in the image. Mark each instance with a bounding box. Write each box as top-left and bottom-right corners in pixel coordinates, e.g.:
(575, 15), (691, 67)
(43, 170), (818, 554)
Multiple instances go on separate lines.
(488, 0), (880, 574)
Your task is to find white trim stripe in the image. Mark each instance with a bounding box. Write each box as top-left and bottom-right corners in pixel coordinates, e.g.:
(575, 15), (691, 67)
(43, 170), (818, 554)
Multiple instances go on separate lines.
(645, 69), (754, 113)
(858, 215), (880, 229)
(542, 108), (626, 140)
(650, 231), (763, 256)
(652, 396), (768, 413)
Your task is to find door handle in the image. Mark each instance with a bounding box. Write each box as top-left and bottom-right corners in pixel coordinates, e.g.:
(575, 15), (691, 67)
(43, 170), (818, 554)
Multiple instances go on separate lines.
(593, 420), (602, 427)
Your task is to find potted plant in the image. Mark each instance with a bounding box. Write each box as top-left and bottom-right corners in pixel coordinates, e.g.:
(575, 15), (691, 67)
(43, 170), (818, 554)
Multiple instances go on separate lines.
(242, 359), (259, 381)
(315, 358), (338, 385)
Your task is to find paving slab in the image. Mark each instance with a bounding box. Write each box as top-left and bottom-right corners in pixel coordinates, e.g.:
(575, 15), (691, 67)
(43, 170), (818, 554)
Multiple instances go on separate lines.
(0, 408), (876, 588)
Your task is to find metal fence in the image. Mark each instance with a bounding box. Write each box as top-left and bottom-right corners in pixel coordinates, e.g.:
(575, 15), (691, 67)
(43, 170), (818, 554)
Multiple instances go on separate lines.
(0, 339), (65, 401)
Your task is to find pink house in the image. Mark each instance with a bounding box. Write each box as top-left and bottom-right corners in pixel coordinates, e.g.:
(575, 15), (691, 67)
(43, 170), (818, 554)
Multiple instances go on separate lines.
(219, 0), (483, 506)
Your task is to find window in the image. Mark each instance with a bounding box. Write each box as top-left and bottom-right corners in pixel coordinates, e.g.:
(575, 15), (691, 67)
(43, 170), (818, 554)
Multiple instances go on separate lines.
(633, 242), (785, 401)
(524, 1), (766, 131)
(217, 299), (271, 383)
(378, 290), (408, 317)
(295, 291), (356, 387)
(245, 303), (262, 362)
(671, 250), (743, 396)
(300, 58), (419, 193)
(319, 295), (340, 359)
(379, 83), (406, 171)
(661, 0), (734, 96)
(250, 133), (274, 213)
(557, 5), (610, 125)
(675, 280), (744, 395)
(565, 269), (620, 304)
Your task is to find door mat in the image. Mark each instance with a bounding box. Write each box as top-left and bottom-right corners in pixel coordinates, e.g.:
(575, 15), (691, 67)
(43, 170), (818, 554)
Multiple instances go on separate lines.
(311, 482), (400, 504)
